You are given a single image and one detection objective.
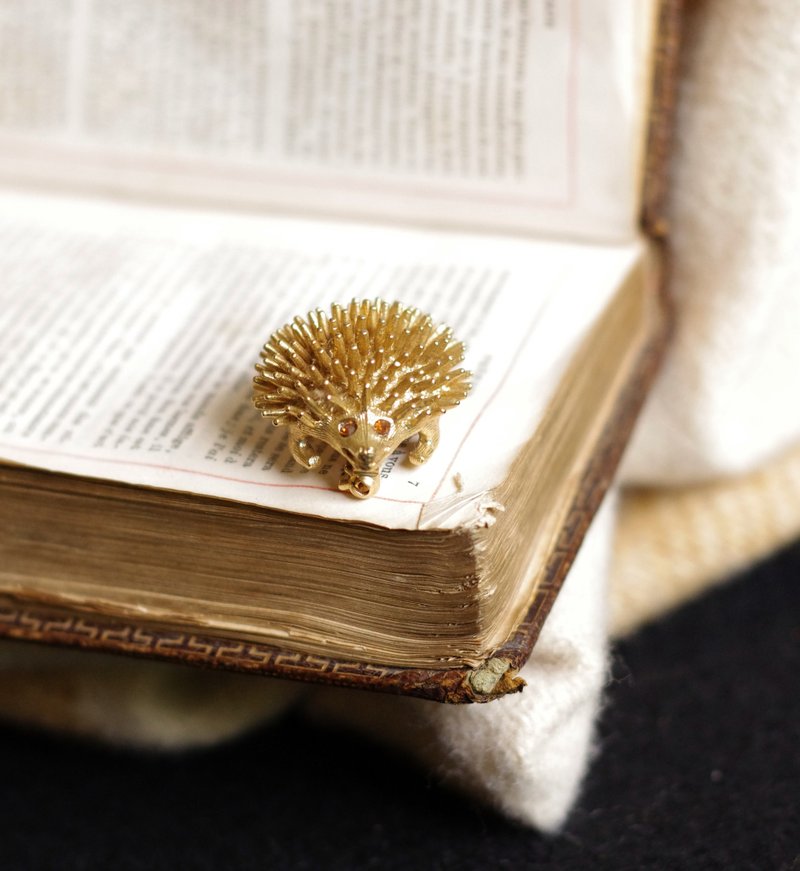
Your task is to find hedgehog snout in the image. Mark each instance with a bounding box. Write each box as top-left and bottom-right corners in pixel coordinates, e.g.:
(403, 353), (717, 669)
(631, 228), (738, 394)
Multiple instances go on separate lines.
(340, 445), (376, 468)
(357, 447), (376, 467)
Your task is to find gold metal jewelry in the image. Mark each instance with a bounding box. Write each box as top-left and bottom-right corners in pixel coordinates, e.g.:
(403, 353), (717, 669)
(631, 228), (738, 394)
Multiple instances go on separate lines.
(252, 299), (472, 498)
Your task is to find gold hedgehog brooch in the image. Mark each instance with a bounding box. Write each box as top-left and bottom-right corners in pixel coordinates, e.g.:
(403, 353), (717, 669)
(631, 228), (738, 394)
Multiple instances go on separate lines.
(252, 299), (472, 499)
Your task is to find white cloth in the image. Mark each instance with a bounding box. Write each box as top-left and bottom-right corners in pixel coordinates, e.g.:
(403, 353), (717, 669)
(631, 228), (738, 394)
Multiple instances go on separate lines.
(0, 639), (302, 749)
(622, 0), (800, 485)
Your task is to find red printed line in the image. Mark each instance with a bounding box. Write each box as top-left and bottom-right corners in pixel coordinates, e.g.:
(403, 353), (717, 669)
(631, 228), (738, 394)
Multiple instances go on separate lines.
(565, 0), (580, 207)
(0, 442), (426, 507)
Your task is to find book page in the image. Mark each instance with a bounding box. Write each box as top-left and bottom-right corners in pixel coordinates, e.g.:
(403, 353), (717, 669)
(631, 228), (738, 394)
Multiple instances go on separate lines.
(0, 0), (656, 242)
(0, 190), (643, 530)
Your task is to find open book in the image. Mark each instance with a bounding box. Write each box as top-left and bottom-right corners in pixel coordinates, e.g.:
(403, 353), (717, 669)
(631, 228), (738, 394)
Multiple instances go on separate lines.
(0, 0), (680, 701)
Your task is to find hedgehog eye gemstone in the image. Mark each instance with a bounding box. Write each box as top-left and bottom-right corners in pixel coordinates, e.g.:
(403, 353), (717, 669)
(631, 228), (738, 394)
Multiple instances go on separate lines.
(338, 418), (357, 437)
(373, 418), (392, 437)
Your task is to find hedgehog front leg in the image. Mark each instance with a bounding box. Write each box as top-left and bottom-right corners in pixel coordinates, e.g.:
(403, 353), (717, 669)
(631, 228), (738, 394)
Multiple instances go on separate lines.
(408, 419), (440, 466)
(288, 426), (321, 469)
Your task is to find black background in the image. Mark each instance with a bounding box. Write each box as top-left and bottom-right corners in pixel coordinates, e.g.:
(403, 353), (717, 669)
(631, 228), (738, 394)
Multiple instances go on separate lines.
(0, 543), (798, 870)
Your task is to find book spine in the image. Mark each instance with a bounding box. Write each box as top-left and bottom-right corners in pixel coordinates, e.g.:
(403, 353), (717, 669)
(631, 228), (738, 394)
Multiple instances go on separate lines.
(641, 0), (685, 238)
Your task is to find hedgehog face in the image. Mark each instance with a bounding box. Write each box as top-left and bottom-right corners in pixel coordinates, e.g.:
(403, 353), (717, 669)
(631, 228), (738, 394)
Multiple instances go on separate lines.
(324, 410), (400, 499)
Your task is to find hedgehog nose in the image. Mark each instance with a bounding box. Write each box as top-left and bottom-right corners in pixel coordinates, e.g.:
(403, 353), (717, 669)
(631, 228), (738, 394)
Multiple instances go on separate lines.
(357, 448), (375, 466)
